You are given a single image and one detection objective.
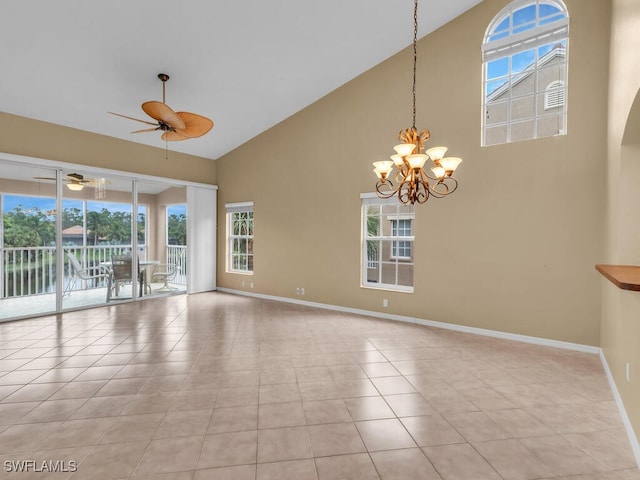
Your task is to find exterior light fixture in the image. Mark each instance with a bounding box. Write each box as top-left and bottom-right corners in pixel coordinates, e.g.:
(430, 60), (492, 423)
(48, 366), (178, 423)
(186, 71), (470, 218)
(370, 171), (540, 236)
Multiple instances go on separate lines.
(373, 0), (462, 205)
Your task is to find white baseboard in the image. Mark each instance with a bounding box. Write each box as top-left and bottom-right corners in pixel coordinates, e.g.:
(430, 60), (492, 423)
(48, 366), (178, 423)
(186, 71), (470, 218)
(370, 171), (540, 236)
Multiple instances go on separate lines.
(218, 287), (639, 469)
(216, 288), (599, 354)
(599, 350), (640, 469)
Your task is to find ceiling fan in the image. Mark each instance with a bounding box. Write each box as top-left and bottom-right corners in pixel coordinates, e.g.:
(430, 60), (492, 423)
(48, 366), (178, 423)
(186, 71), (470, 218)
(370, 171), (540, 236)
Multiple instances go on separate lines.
(33, 173), (109, 195)
(109, 73), (214, 142)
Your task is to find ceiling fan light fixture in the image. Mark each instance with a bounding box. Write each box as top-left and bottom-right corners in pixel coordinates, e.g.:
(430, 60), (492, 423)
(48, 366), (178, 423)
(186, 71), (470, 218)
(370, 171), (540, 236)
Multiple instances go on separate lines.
(66, 182), (84, 191)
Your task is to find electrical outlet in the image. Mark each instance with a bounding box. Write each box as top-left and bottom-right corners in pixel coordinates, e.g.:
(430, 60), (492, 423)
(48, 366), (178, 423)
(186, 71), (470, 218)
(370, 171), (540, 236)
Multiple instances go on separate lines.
(383, 299), (388, 308)
(300, 288), (305, 295)
(626, 362), (630, 383)
(296, 288), (301, 295)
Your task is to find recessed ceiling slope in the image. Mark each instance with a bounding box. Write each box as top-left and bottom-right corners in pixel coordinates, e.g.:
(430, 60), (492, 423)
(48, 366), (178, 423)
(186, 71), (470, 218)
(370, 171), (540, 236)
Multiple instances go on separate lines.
(0, 0), (482, 160)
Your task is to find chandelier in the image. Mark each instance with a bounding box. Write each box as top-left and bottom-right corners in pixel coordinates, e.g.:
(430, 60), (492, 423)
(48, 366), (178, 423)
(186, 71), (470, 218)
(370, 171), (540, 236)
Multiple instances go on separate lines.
(373, 0), (462, 205)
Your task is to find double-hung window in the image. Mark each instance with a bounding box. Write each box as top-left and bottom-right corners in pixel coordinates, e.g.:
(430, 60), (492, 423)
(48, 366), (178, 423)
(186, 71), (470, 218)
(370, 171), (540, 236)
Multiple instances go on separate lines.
(361, 194), (414, 292)
(226, 202), (254, 274)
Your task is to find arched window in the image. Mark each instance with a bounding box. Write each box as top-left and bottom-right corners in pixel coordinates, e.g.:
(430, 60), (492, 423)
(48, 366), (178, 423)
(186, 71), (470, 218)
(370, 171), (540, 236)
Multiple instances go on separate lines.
(482, 0), (569, 146)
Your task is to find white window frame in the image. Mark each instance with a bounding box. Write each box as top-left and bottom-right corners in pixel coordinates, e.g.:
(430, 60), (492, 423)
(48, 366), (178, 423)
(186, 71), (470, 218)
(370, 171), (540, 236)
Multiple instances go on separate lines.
(482, 0), (569, 146)
(389, 218), (413, 260)
(226, 201), (254, 274)
(361, 194), (414, 293)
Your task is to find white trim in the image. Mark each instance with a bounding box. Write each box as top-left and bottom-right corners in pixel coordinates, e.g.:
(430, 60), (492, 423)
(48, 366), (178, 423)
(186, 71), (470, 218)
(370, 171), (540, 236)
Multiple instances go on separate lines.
(217, 288), (600, 354)
(361, 192), (403, 206)
(225, 201), (254, 210)
(599, 350), (640, 469)
(226, 204), (254, 274)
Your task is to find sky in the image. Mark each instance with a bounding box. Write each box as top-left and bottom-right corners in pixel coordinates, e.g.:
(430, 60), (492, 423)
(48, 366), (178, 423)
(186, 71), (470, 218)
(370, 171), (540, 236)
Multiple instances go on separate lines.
(3, 195), (157, 216)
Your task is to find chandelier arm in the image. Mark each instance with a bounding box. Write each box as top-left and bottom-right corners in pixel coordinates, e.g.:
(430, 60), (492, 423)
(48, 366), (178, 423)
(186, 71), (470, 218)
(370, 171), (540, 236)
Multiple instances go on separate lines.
(376, 180), (399, 199)
(428, 178), (458, 197)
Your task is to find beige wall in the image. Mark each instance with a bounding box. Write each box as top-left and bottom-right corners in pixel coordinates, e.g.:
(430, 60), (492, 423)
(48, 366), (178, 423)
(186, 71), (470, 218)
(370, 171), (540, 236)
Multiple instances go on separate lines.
(602, 0), (640, 445)
(0, 112), (216, 185)
(216, 0), (610, 347)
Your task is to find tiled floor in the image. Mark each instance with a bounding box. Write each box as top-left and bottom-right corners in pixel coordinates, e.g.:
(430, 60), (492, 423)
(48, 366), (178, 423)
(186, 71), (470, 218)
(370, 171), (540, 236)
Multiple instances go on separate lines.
(0, 291), (638, 480)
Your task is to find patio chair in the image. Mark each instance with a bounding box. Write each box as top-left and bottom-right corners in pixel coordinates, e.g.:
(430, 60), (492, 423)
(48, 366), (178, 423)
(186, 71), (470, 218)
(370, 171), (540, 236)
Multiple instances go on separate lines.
(64, 252), (110, 300)
(109, 254), (147, 301)
(151, 263), (178, 292)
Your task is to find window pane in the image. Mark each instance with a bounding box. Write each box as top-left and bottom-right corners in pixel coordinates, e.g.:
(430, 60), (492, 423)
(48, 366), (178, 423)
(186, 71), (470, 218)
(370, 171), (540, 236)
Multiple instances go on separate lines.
(537, 64), (566, 93)
(485, 125), (508, 146)
(487, 58), (509, 81)
(537, 115), (564, 137)
(486, 101), (508, 125)
(511, 96), (535, 120)
(513, 5), (536, 26)
(397, 264), (414, 287)
(539, 4), (562, 19)
(493, 16), (510, 33)
(366, 213), (380, 237)
(247, 213), (254, 235)
(512, 49), (535, 75)
(381, 262), (397, 286)
(486, 79), (507, 97)
(510, 119), (536, 142)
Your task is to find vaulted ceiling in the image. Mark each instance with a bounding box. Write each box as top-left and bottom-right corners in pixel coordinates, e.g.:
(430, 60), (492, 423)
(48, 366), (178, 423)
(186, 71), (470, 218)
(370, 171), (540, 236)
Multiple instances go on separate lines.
(0, 0), (482, 160)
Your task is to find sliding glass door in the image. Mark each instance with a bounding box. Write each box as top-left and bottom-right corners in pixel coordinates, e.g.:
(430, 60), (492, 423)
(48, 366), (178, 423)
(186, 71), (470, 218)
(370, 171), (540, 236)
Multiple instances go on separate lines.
(0, 163), (58, 320)
(137, 180), (187, 296)
(0, 156), (216, 322)
(61, 171), (134, 310)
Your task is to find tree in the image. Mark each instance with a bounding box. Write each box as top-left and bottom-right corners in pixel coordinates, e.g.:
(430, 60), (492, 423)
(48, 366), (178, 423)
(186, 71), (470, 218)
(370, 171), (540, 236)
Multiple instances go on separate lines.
(167, 213), (186, 245)
(86, 209), (110, 245)
(3, 205), (55, 247)
(62, 207), (83, 230)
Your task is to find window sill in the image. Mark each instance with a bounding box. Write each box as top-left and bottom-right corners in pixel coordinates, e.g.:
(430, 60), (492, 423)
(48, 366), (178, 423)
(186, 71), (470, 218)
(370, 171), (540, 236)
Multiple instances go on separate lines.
(361, 284), (414, 294)
(595, 264), (640, 291)
(227, 270), (254, 276)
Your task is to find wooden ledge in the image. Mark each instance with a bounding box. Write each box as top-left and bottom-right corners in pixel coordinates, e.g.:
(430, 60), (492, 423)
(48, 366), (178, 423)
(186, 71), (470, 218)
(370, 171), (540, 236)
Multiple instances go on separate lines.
(596, 264), (640, 291)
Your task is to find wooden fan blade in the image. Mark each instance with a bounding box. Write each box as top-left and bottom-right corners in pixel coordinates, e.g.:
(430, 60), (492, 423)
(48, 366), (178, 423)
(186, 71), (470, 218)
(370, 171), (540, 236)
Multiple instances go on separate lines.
(131, 127), (159, 134)
(175, 112), (214, 138)
(161, 131), (190, 142)
(33, 176), (56, 181)
(141, 101), (185, 130)
(108, 112), (158, 126)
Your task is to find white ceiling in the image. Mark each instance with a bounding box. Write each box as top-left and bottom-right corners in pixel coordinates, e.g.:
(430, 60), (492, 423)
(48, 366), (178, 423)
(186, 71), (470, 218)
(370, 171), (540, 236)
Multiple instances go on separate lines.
(0, 0), (482, 161)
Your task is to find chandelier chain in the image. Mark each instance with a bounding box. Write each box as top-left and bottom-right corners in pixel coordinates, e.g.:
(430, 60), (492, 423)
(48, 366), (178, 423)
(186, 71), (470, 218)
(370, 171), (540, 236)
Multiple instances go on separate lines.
(412, 0), (418, 129)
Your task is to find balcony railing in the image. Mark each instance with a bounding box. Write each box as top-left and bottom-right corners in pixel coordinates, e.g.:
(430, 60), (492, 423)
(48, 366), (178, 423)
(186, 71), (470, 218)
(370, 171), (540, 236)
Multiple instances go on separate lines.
(1, 244), (187, 299)
(167, 245), (187, 286)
